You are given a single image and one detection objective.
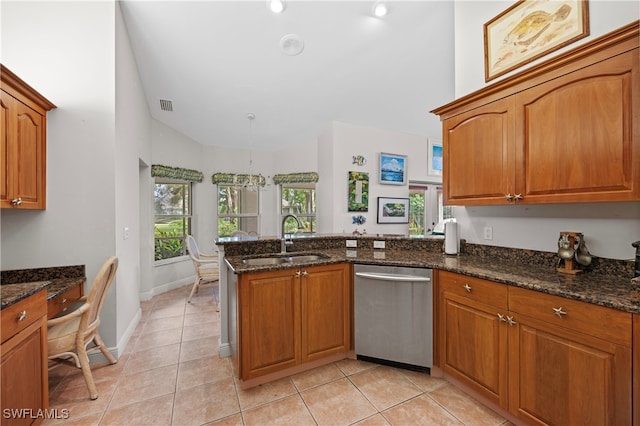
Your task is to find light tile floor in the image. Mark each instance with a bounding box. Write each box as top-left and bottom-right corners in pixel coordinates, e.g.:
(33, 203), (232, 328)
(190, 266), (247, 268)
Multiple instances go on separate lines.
(44, 282), (512, 426)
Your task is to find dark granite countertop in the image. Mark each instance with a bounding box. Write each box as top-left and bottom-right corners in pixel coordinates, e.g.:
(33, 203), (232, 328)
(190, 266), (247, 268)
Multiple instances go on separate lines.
(0, 277), (85, 310)
(0, 281), (51, 310)
(225, 248), (640, 315)
(1, 265), (86, 310)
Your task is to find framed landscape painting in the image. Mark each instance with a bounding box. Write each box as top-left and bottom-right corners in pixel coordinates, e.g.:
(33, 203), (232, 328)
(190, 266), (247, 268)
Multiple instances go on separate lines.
(379, 152), (407, 185)
(484, 0), (589, 81)
(427, 139), (442, 182)
(377, 197), (409, 224)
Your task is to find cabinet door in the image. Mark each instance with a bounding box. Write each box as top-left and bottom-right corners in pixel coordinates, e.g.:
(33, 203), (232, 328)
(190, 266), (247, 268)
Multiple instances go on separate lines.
(1, 91), (13, 206)
(1, 319), (47, 426)
(0, 90), (46, 209)
(438, 273), (508, 408)
(239, 270), (301, 379)
(301, 264), (351, 362)
(508, 313), (632, 425)
(442, 96), (515, 205)
(515, 49), (639, 203)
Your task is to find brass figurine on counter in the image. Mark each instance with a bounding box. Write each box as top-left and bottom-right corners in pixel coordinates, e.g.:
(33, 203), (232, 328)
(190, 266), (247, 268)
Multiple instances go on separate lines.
(557, 231), (592, 274)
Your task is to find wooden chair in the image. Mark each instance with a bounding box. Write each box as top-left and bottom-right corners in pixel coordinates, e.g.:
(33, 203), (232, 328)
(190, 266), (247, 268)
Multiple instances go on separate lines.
(47, 256), (118, 400)
(186, 235), (220, 303)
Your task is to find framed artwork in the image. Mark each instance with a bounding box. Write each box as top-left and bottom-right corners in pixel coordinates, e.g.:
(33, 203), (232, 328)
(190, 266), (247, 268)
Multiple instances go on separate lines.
(427, 139), (443, 182)
(484, 0), (589, 81)
(379, 152), (407, 185)
(348, 171), (369, 212)
(377, 197), (409, 224)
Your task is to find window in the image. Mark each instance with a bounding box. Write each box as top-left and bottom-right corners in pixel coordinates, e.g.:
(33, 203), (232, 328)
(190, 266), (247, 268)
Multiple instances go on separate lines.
(154, 180), (191, 261)
(409, 183), (452, 236)
(281, 184), (316, 234)
(217, 185), (259, 237)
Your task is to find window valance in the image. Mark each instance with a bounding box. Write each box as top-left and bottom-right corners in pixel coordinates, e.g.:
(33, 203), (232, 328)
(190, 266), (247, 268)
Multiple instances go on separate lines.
(272, 172), (319, 184)
(211, 173), (266, 187)
(151, 165), (204, 183)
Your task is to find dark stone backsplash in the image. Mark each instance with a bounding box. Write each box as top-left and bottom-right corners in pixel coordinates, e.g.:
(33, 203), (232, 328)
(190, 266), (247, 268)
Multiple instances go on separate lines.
(218, 235), (635, 279)
(1, 264), (86, 284)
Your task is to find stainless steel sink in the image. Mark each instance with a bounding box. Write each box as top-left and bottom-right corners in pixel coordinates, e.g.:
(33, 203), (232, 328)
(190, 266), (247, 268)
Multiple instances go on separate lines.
(285, 254), (326, 263)
(241, 253), (329, 266)
(241, 257), (290, 266)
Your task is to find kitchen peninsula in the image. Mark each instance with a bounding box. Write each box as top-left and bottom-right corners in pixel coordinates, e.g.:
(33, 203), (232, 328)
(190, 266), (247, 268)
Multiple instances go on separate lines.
(219, 234), (639, 425)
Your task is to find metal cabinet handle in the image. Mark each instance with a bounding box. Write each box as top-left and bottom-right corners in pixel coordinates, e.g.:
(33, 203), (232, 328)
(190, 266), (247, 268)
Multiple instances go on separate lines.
(497, 313), (507, 322)
(62, 298), (67, 304)
(505, 193), (514, 202)
(11, 197), (22, 206)
(295, 270), (302, 278)
(553, 307), (567, 318)
(514, 193), (523, 201)
(506, 316), (516, 326)
(17, 310), (27, 321)
(463, 284), (472, 292)
(301, 270), (308, 277)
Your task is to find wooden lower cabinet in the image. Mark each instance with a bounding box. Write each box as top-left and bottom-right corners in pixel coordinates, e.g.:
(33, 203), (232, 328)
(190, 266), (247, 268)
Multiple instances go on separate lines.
(1, 290), (48, 426)
(438, 271), (508, 408)
(238, 263), (351, 381)
(436, 271), (633, 425)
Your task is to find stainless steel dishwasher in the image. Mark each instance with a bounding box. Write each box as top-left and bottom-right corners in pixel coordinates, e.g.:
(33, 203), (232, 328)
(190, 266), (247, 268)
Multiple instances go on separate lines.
(354, 264), (433, 372)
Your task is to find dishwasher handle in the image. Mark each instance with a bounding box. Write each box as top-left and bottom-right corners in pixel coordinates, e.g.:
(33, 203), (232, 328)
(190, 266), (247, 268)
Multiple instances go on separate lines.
(355, 272), (431, 282)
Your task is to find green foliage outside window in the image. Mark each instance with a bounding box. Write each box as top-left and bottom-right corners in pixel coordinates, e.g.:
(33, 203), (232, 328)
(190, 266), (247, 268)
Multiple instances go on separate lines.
(154, 182), (191, 260)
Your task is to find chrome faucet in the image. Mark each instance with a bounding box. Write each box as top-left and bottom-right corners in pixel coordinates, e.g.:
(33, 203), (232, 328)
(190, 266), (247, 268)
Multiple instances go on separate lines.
(281, 214), (303, 253)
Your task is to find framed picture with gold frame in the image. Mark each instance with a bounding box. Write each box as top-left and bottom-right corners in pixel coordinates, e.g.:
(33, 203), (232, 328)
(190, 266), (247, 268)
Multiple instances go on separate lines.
(484, 0), (589, 82)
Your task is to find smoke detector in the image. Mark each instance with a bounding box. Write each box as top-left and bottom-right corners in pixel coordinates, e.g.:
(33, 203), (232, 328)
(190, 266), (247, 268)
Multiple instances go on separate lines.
(280, 34), (304, 56)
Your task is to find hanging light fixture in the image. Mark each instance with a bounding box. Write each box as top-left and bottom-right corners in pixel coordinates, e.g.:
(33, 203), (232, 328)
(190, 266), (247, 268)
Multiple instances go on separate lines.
(237, 113), (264, 192)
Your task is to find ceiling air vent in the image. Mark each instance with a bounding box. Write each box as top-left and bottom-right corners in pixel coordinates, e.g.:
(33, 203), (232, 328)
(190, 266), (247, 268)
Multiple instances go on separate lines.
(159, 99), (173, 112)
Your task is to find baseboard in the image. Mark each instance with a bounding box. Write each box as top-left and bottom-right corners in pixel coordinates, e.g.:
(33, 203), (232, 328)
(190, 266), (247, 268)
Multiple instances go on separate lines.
(219, 342), (232, 358)
(88, 307), (141, 364)
(139, 276), (194, 301)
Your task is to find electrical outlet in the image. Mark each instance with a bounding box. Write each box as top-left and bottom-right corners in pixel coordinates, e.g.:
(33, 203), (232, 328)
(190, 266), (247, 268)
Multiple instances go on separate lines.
(346, 250), (357, 257)
(346, 240), (357, 248)
(373, 240), (385, 249)
(483, 226), (493, 240)
(123, 227), (130, 240)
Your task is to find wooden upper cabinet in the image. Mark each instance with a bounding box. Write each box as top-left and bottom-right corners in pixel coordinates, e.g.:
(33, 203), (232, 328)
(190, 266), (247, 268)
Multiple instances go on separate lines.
(443, 97), (515, 205)
(516, 49), (638, 203)
(0, 65), (55, 210)
(432, 22), (639, 206)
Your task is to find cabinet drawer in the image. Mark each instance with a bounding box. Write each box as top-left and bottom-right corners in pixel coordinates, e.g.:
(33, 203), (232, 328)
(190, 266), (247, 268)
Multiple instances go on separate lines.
(1, 290), (47, 344)
(47, 285), (83, 319)
(509, 286), (632, 347)
(439, 271), (507, 309)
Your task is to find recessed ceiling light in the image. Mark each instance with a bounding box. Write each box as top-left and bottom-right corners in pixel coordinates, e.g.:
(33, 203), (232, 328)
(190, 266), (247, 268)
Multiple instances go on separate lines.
(269, 0), (286, 14)
(372, 1), (388, 17)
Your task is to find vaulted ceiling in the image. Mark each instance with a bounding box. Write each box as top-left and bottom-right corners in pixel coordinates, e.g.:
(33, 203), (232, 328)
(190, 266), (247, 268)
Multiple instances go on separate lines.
(120, 1), (455, 151)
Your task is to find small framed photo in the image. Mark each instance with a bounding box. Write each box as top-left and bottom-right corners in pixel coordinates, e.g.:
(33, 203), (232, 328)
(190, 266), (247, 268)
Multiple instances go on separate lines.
(379, 152), (407, 185)
(377, 197), (409, 224)
(427, 139), (443, 182)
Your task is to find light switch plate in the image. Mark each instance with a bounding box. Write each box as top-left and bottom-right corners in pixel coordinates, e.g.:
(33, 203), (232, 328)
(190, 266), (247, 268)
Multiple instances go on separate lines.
(373, 240), (385, 249)
(346, 240), (357, 248)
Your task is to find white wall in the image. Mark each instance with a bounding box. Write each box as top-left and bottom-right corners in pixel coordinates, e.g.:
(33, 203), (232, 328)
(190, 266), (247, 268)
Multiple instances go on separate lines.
(318, 121), (440, 235)
(448, 1), (640, 260)
(1, 1), (121, 346)
(115, 1), (151, 348)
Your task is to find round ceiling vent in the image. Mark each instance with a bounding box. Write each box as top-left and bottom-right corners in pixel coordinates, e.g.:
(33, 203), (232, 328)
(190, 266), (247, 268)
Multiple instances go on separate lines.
(280, 34), (304, 56)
